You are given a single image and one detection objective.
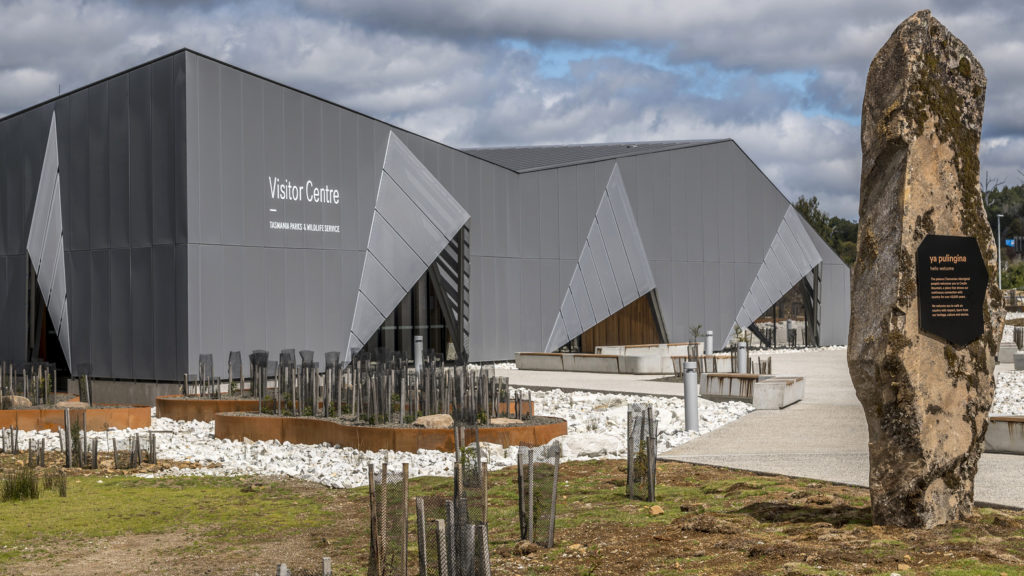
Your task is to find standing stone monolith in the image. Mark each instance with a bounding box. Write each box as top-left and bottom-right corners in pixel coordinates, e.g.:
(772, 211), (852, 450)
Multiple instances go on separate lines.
(849, 10), (1004, 528)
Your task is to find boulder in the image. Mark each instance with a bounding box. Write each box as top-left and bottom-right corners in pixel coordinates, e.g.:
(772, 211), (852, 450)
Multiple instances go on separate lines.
(1, 396), (32, 409)
(412, 414), (454, 429)
(559, 433), (621, 459)
(850, 10), (1003, 527)
(55, 401), (90, 409)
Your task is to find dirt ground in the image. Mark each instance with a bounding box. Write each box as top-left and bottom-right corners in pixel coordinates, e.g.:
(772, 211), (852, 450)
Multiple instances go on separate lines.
(1, 458), (1022, 575)
(491, 462), (1024, 575)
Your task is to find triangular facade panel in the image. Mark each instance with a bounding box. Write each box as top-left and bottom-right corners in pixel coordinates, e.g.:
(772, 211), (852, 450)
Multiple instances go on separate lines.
(545, 164), (656, 352)
(347, 132), (470, 362)
(26, 113), (71, 366)
(734, 206), (823, 331)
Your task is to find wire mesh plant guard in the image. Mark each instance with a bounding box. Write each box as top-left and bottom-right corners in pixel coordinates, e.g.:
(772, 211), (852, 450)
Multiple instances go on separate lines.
(516, 441), (561, 548)
(626, 404), (658, 502)
(368, 461), (409, 576)
(454, 427), (488, 526)
(25, 438), (45, 467)
(414, 427), (492, 576)
(0, 426), (19, 454)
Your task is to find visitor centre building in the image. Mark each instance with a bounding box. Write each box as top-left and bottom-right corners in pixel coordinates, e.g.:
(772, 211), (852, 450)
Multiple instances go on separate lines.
(0, 49), (850, 384)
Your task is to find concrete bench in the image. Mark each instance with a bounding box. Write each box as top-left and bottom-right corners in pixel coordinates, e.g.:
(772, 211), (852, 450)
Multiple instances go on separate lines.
(701, 372), (760, 400)
(597, 342), (703, 357)
(514, 352), (622, 373)
(985, 415), (1024, 455)
(752, 376), (805, 410)
(997, 342), (1017, 364)
(700, 373), (805, 409)
(618, 355), (674, 374)
(515, 352), (566, 371)
(567, 354), (621, 373)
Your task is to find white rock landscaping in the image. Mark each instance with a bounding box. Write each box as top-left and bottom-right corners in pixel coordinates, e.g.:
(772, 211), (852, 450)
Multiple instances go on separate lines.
(16, 348), (1014, 490)
(994, 369), (1024, 415)
(8, 387), (752, 489)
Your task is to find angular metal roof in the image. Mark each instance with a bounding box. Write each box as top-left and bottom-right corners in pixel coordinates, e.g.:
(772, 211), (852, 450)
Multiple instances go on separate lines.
(463, 140), (725, 173)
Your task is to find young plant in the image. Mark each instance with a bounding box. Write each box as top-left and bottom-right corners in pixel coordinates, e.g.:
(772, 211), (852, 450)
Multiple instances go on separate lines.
(2, 468), (40, 502)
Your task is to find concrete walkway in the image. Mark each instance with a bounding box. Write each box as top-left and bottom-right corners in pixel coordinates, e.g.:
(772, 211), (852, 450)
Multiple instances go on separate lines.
(659, 348), (1024, 509)
(497, 368), (688, 397)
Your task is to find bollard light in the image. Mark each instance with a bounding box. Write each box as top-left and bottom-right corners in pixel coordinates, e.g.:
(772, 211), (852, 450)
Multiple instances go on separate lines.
(414, 335), (424, 374)
(683, 361), (699, 432)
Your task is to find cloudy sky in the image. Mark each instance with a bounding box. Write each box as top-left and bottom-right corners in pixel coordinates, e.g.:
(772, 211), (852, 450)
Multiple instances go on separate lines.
(2, 0), (1022, 219)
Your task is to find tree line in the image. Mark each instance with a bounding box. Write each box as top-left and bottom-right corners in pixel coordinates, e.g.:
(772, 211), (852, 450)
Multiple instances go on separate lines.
(794, 181), (1024, 288)
(793, 196), (857, 266)
(984, 182), (1024, 289)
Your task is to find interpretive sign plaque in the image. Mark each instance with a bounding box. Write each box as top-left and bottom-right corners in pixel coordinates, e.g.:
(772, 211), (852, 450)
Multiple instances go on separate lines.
(915, 234), (988, 345)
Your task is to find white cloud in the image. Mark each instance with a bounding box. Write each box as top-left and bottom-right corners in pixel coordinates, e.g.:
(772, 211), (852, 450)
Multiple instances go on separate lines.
(0, 68), (60, 110)
(2, 0), (1023, 219)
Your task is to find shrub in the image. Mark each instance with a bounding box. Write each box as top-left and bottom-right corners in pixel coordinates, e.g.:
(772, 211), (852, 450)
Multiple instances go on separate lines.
(42, 469), (67, 497)
(2, 468), (40, 502)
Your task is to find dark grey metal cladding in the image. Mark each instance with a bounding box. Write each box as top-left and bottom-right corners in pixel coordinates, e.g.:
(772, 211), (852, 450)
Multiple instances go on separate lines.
(185, 52), (369, 375)
(0, 104), (50, 364)
(0, 52), (187, 379)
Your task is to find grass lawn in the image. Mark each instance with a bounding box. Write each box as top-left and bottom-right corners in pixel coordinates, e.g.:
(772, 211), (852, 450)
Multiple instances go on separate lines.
(1, 455), (1023, 575)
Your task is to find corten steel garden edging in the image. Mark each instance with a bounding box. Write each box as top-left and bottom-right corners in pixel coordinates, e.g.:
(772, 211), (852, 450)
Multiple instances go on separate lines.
(0, 406), (151, 432)
(214, 413), (567, 453)
(155, 395), (261, 422)
(157, 394), (536, 423)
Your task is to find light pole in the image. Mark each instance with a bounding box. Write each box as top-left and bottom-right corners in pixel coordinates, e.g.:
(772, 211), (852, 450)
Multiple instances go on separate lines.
(997, 213), (1004, 289)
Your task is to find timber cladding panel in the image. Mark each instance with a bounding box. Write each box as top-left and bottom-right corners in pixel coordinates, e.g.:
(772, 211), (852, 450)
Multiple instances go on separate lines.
(580, 293), (663, 353)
